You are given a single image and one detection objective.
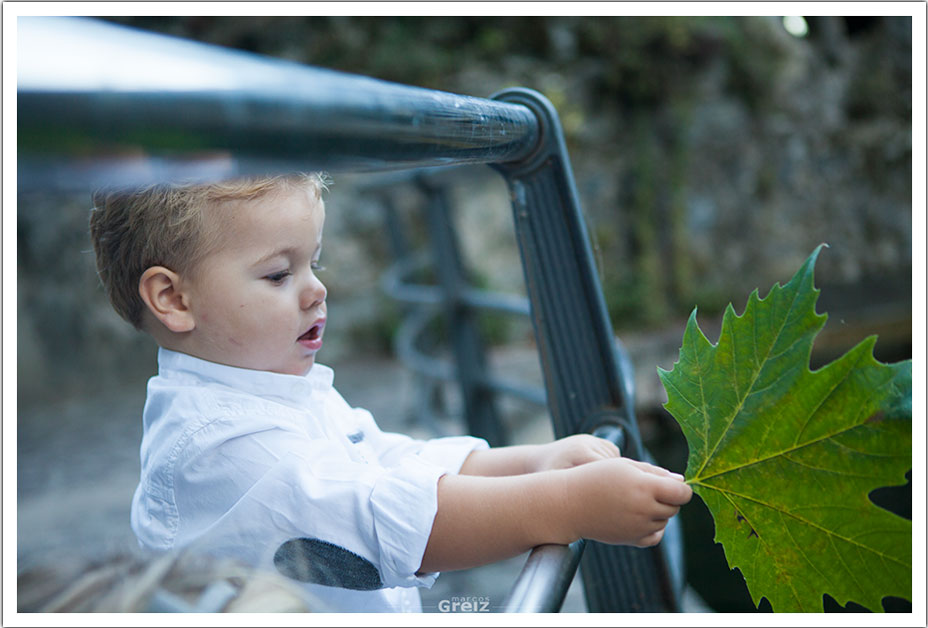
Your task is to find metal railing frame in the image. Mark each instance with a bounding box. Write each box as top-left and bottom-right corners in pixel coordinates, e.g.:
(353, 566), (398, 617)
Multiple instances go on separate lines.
(18, 16), (683, 613)
(372, 168), (546, 445)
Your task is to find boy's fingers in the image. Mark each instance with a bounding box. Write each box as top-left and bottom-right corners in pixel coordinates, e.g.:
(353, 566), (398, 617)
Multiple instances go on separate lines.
(650, 503), (680, 520)
(653, 476), (694, 506)
(593, 436), (621, 458)
(636, 527), (665, 548)
(628, 459), (685, 481)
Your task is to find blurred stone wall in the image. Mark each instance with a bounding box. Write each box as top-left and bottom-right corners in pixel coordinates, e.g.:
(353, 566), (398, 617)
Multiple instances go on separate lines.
(17, 16), (912, 408)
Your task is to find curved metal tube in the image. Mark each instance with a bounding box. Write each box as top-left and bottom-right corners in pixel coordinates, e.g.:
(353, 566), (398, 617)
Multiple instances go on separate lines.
(17, 17), (540, 183)
(503, 541), (586, 613)
(392, 304), (546, 407)
(381, 254), (531, 316)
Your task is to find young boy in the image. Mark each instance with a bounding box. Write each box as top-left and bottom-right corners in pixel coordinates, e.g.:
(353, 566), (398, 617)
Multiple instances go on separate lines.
(89, 173), (692, 612)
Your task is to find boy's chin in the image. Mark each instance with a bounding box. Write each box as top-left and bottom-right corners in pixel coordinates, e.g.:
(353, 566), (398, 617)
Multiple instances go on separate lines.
(264, 356), (316, 377)
(294, 355), (317, 376)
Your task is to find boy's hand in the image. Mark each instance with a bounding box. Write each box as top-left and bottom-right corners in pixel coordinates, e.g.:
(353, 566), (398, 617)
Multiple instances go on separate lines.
(529, 434), (621, 473)
(423, 450), (693, 572)
(567, 457), (692, 547)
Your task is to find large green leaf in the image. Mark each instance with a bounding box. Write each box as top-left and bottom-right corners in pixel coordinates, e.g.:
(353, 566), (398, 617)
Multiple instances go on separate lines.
(658, 245), (912, 612)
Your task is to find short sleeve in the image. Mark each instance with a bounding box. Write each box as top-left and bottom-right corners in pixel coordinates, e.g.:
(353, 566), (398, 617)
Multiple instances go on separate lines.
(413, 435), (490, 472)
(369, 454), (449, 587)
(171, 421), (462, 589)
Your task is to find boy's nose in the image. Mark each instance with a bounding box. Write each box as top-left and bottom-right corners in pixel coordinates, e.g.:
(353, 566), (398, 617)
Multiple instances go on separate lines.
(300, 275), (327, 310)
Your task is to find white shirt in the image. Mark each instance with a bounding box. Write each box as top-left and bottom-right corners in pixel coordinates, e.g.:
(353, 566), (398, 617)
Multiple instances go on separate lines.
(131, 348), (488, 612)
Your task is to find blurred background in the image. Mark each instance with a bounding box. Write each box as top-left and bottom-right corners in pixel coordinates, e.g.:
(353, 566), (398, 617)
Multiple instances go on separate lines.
(17, 15), (913, 612)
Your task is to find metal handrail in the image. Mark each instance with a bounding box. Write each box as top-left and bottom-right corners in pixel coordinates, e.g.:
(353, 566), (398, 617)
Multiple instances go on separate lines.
(381, 229), (548, 422)
(503, 542), (586, 613)
(381, 253), (532, 316)
(18, 17), (540, 184)
(392, 301), (547, 408)
(381, 249), (542, 403)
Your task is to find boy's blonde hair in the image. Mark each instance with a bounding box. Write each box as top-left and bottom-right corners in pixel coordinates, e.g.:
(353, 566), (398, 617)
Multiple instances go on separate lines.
(89, 173), (328, 330)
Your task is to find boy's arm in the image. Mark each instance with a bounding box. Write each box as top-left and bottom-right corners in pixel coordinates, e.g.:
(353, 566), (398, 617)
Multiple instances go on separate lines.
(419, 457), (692, 573)
(458, 434), (622, 476)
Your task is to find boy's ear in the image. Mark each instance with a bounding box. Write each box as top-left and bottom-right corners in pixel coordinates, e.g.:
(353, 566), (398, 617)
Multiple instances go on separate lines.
(138, 266), (195, 333)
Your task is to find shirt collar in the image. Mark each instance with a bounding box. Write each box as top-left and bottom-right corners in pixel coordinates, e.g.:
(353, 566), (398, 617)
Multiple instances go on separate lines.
(156, 347), (334, 406)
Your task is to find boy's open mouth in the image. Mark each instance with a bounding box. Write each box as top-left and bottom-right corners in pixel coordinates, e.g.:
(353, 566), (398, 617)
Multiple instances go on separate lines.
(300, 324), (323, 341)
(298, 320), (325, 350)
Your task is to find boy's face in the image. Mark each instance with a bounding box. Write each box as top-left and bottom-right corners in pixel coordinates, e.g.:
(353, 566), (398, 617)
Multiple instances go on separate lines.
(180, 188), (327, 376)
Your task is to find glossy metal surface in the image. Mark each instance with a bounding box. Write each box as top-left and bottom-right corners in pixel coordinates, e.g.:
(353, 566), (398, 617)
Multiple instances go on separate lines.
(503, 541), (586, 613)
(17, 17), (539, 185)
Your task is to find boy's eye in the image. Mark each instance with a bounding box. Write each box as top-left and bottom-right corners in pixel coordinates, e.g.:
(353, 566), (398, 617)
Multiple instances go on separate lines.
(265, 270), (292, 284)
(311, 262), (326, 272)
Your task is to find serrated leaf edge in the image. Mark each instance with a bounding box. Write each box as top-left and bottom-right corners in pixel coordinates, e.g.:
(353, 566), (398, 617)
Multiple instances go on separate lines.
(691, 249), (823, 481)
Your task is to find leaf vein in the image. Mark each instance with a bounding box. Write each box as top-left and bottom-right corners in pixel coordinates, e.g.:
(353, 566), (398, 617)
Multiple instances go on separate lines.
(745, 363), (802, 399)
(660, 377), (708, 439)
(730, 319), (741, 399)
(693, 334), (711, 463)
(826, 528), (868, 599)
(831, 437), (910, 458)
(694, 283), (804, 478)
(782, 455), (893, 479)
(718, 489), (771, 606)
(692, 371), (905, 483)
(696, 483), (911, 569)
(794, 349), (866, 447)
(781, 510), (832, 607)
